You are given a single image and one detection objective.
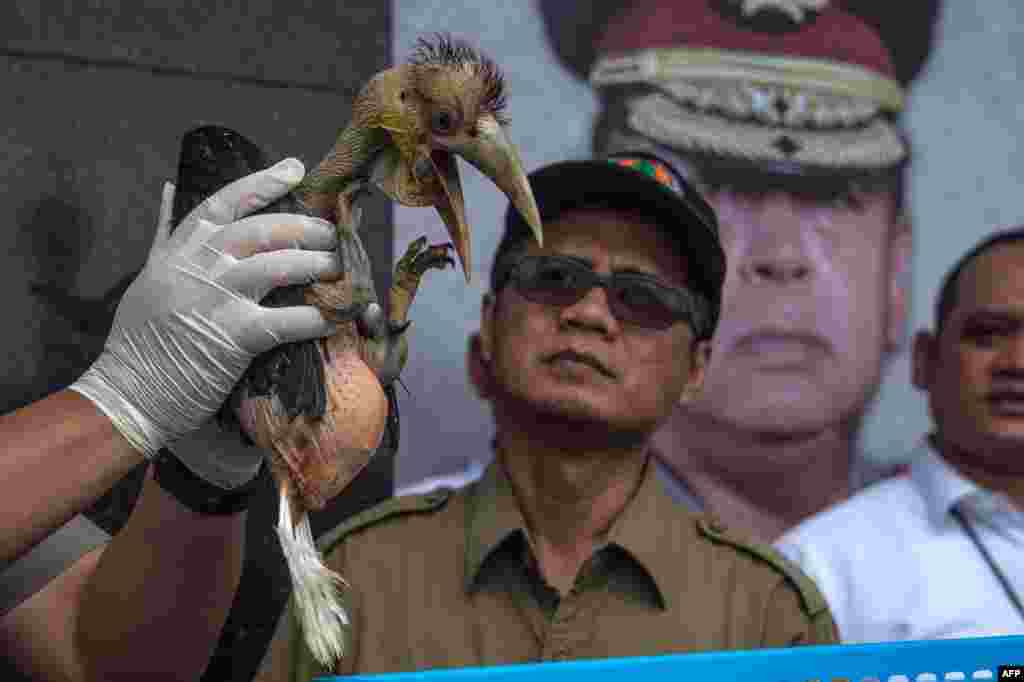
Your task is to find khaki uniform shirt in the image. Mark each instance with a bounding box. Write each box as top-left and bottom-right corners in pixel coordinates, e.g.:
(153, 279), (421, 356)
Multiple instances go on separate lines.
(286, 457), (836, 681)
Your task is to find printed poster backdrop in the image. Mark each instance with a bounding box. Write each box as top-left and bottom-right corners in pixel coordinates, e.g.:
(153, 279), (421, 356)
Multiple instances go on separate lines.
(391, 1), (1024, 488)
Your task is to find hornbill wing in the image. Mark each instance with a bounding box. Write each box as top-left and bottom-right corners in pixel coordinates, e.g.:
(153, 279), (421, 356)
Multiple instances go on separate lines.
(170, 126), (388, 450)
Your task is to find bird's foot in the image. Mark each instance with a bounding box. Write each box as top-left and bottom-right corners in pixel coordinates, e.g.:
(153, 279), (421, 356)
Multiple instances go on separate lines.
(316, 188), (375, 290)
(389, 237), (455, 324)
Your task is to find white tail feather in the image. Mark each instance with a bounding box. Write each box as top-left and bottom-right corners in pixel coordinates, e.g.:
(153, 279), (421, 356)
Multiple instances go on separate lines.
(276, 490), (350, 669)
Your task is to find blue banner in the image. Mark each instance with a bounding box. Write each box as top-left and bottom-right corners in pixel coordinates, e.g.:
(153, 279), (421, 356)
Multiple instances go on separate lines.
(321, 636), (1023, 682)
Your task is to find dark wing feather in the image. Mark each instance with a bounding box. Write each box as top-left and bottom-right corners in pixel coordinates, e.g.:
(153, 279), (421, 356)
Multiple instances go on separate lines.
(170, 125), (401, 459)
(171, 126), (327, 440)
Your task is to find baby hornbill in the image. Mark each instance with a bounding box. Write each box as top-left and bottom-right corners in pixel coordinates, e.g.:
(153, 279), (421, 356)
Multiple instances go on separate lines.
(175, 35), (542, 669)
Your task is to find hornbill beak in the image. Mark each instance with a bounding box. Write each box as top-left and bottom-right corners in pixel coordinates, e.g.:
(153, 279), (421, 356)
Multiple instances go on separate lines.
(438, 114), (543, 281)
(427, 149), (472, 281)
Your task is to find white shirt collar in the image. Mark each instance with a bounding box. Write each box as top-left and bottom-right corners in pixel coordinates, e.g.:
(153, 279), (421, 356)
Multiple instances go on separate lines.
(910, 435), (1024, 530)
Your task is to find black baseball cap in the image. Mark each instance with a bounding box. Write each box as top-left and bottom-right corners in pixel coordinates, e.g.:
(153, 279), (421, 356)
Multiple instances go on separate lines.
(497, 151), (725, 338)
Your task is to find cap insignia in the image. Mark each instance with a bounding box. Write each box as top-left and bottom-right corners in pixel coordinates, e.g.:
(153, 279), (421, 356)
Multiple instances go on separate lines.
(609, 156), (684, 195)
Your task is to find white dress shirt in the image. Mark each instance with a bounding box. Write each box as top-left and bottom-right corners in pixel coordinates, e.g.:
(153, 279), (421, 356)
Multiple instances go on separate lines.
(776, 438), (1024, 643)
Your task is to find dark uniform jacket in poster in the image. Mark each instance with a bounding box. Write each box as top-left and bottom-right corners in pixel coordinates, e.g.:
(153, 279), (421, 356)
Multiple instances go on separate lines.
(287, 456), (837, 680)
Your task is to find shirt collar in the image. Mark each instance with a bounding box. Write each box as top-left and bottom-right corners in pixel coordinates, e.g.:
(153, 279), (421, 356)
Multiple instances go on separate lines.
(910, 436), (978, 528)
(463, 454), (682, 608)
(603, 453), (692, 610)
(464, 458), (529, 592)
(650, 447), (705, 512)
(910, 435), (1023, 528)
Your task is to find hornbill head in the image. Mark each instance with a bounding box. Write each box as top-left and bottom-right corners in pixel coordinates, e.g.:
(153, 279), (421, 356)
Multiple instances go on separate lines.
(357, 34), (543, 280)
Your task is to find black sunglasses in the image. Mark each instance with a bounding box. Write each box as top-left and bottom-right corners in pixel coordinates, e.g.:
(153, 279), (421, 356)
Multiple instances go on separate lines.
(496, 255), (707, 333)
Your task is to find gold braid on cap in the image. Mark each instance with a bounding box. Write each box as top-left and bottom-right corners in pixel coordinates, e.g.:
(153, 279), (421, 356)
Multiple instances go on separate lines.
(591, 48), (908, 170)
(591, 48), (906, 110)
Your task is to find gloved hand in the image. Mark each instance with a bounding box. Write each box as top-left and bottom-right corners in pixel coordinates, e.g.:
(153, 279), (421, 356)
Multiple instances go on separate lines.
(71, 158), (342, 473)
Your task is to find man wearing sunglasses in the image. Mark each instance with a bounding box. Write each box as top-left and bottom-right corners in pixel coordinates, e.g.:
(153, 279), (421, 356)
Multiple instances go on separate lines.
(253, 152), (836, 681)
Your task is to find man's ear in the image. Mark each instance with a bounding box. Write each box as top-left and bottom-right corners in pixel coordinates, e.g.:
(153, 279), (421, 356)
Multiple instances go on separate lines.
(886, 212), (913, 354)
(911, 329), (937, 391)
(678, 338), (711, 404)
(479, 292), (496, 366)
(471, 293), (498, 400)
(467, 332), (491, 399)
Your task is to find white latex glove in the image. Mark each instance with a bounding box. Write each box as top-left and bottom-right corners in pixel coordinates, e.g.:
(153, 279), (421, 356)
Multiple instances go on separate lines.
(71, 158), (341, 469)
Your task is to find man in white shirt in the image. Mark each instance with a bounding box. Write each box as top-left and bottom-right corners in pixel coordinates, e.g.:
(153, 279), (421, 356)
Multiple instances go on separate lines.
(777, 226), (1024, 642)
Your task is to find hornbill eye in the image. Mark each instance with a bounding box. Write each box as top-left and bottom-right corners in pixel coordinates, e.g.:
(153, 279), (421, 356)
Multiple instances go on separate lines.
(430, 110), (456, 136)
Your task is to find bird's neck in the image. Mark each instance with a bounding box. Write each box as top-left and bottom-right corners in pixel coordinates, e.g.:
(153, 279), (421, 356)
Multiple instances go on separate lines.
(294, 124), (389, 222)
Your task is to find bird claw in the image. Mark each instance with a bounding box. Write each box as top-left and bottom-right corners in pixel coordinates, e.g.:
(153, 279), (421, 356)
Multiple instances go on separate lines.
(400, 238), (457, 278)
(351, 237), (450, 388)
(389, 319), (412, 336)
(390, 237), (455, 325)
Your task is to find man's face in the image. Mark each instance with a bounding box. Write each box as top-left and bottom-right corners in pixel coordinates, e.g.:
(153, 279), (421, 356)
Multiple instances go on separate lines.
(915, 242), (1024, 472)
(685, 179), (907, 435)
(479, 207), (708, 437)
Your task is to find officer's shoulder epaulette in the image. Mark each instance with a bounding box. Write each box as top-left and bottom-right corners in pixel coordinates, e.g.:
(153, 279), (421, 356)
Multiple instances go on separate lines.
(316, 488), (454, 555)
(695, 516), (827, 617)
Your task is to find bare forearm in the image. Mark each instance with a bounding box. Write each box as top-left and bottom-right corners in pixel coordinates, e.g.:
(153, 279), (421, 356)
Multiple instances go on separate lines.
(0, 389), (143, 567)
(76, 468), (247, 681)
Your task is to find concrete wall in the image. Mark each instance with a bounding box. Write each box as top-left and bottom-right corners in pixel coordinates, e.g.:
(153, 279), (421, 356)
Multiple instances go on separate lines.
(1, 1), (393, 413)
